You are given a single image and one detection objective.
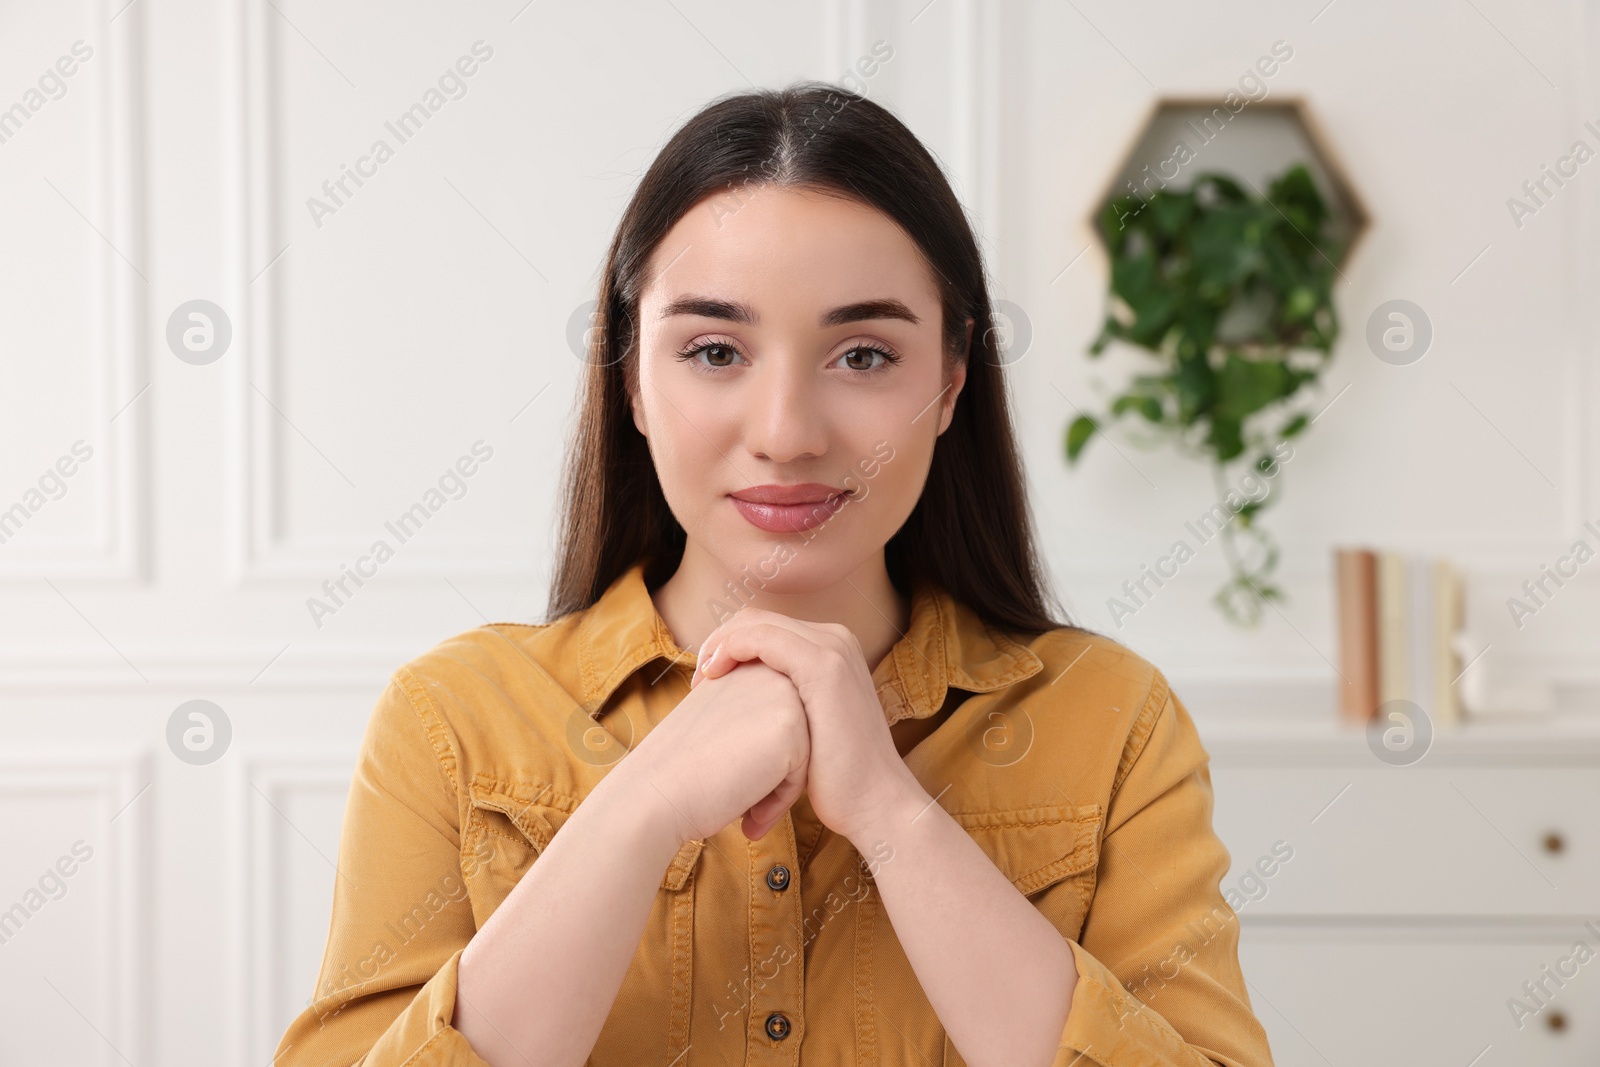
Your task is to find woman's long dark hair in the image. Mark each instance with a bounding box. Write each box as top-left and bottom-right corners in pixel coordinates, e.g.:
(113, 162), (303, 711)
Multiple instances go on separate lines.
(547, 80), (1074, 638)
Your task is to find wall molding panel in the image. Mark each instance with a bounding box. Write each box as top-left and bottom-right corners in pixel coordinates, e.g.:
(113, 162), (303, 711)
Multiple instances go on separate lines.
(229, 753), (356, 1067)
(0, 751), (151, 1067)
(0, 0), (148, 583)
(220, 0), (536, 586)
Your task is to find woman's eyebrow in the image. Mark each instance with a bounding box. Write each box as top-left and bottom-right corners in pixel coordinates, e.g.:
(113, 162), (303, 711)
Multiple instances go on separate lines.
(659, 295), (921, 327)
(822, 299), (921, 327)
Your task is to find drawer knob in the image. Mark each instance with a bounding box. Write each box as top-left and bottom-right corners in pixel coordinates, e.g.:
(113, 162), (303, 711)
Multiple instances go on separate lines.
(1546, 1009), (1567, 1032)
(1543, 832), (1565, 855)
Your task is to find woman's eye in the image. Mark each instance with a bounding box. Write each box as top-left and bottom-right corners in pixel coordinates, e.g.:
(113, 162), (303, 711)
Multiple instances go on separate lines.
(676, 342), (741, 370)
(838, 346), (899, 372)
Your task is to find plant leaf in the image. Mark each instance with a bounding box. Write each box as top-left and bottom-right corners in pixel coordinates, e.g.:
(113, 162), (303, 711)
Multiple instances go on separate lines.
(1065, 414), (1099, 463)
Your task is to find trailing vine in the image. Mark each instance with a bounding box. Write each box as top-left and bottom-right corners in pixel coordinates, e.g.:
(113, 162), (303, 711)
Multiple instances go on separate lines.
(1068, 164), (1344, 626)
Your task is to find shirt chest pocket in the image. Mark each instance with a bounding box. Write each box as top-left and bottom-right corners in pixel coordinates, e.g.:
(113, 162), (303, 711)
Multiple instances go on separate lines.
(461, 778), (705, 929)
(950, 802), (1104, 940)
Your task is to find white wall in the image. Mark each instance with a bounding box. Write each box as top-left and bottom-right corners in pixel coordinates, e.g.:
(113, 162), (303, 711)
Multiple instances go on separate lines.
(1, 0), (1596, 1064)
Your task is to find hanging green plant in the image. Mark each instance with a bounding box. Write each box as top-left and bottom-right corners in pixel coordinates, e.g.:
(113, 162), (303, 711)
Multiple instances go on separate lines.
(1067, 163), (1344, 627)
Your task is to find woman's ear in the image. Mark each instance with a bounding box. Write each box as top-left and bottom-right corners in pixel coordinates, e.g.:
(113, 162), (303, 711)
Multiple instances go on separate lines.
(936, 318), (974, 435)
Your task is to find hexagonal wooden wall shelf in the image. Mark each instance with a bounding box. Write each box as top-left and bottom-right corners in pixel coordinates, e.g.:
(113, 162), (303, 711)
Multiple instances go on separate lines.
(1091, 97), (1368, 270)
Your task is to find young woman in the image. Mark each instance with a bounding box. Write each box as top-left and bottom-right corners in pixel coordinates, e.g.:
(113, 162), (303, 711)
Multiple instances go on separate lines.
(274, 83), (1274, 1067)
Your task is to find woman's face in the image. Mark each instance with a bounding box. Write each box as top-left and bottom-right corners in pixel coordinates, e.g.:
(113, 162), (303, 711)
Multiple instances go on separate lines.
(631, 183), (969, 594)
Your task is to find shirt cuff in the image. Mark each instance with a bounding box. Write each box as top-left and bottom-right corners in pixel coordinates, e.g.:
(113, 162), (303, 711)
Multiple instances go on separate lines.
(360, 946), (497, 1067)
(1054, 939), (1211, 1067)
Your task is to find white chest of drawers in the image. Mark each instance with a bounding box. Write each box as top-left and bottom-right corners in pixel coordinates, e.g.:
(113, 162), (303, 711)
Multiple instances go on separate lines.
(1203, 721), (1600, 1066)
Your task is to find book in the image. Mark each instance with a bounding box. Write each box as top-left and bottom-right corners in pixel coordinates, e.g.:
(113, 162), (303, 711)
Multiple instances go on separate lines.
(1432, 560), (1464, 725)
(1375, 550), (1409, 710)
(1333, 547), (1379, 723)
(1407, 553), (1434, 725)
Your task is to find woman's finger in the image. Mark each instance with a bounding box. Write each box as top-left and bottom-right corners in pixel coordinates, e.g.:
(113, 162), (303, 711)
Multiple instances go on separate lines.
(689, 642), (722, 688)
(691, 609), (819, 686)
(697, 622), (825, 691)
(742, 754), (809, 840)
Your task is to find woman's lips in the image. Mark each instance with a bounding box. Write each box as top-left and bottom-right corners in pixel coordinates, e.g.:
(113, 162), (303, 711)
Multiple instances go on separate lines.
(728, 484), (851, 533)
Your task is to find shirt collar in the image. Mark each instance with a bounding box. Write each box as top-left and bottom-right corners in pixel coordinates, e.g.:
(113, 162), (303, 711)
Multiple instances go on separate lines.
(577, 560), (1044, 726)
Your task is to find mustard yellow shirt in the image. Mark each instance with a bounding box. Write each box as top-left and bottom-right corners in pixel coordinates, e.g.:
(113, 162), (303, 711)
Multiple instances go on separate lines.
(273, 560), (1275, 1066)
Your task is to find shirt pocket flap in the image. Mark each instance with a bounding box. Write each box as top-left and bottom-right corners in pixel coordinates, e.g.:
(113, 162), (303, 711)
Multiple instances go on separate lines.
(467, 781), (703, 893)
(951, 802), (1104, 897)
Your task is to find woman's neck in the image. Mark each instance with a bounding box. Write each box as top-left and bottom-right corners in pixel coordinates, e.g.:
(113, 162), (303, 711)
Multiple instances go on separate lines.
(650, 543), (911, 674)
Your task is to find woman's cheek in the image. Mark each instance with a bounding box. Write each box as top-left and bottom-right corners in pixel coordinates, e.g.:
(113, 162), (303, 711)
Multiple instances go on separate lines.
(856, 449), (920, 540)
(649, 390), (727, 523)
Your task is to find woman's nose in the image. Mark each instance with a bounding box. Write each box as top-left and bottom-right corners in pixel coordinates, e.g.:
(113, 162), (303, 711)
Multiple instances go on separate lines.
(744, 361), (828, 462)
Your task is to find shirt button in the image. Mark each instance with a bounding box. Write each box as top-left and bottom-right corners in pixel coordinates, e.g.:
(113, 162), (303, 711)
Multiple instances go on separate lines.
(766, 864), (790, 891)
(765, 1011), (791, 1040)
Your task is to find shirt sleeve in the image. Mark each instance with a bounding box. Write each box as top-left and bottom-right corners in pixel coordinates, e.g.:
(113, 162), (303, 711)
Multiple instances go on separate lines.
(1040, 675), (1275, 1067)
(271, 668), (495, 1067)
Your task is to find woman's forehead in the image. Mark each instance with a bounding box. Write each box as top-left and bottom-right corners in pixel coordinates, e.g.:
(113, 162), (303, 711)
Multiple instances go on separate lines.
(641, 195), (940, 321)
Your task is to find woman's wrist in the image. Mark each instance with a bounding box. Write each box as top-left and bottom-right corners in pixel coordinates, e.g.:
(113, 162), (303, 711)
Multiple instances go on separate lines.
(840, 765), (930, 851)
(596, 759), (703, 854)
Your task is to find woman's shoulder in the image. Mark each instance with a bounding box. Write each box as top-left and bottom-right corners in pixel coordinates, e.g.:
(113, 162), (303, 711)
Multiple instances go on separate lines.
(355, 604), (640, 809)
(1009, 624), (1172, 713)
(375, 611), (604, 752)
(989, 625), (1197, 787)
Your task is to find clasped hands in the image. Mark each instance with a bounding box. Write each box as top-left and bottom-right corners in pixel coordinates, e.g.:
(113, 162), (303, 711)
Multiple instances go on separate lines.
(688, 607), (925, 847)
